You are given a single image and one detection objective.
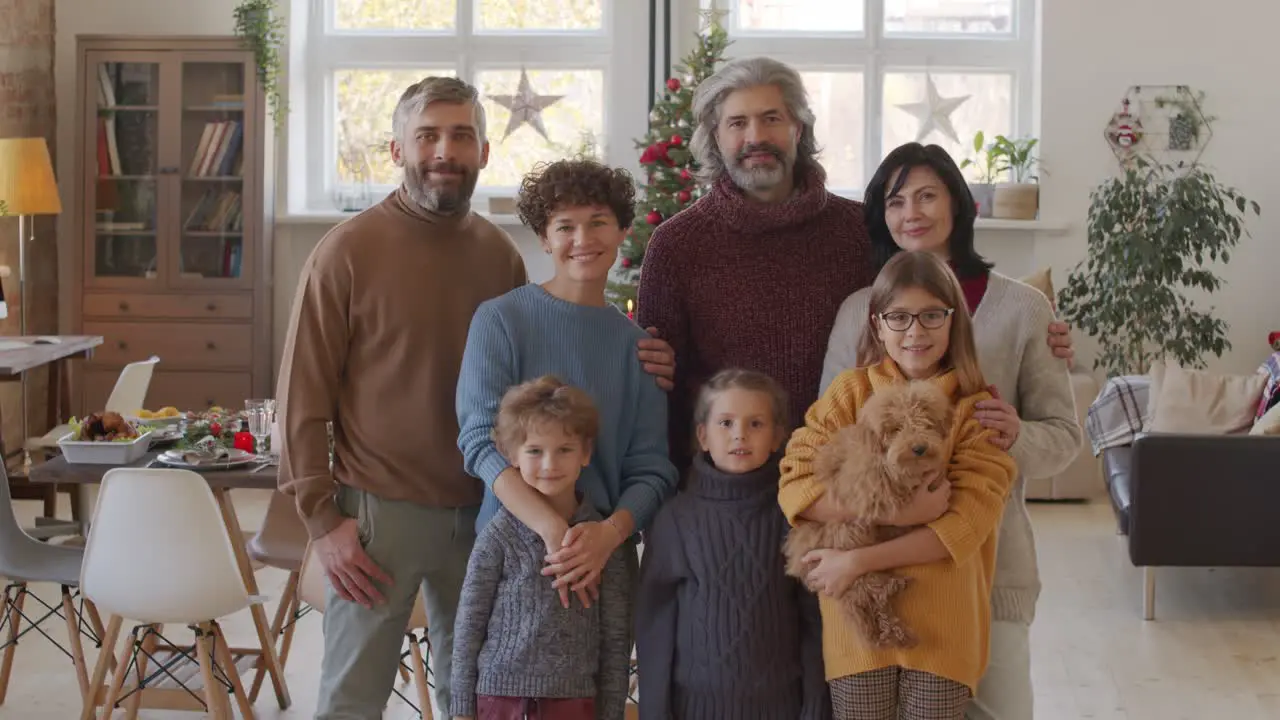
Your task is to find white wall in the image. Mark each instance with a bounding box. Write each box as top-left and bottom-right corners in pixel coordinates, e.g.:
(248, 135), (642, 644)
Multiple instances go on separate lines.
(56, 0), (1280, 382)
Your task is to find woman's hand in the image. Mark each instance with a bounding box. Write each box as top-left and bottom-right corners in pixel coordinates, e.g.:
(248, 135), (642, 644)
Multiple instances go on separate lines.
(802, 548), (866, 597)
(543, 520), (623, 603)
(886, 472), (950, 526)
(975, 385), (1021, 451)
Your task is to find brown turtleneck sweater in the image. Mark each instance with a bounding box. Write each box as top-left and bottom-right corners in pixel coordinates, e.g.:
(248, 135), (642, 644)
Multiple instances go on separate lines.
(635, 171), (874, 470)
(276, 188), (528, 539)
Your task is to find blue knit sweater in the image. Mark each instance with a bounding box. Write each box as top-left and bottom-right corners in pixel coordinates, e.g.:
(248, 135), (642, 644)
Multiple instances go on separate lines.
(456, 284), (679, 533)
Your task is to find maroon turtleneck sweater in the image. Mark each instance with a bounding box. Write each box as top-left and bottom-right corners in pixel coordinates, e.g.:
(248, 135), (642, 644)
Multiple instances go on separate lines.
(637, 171), (874, 470)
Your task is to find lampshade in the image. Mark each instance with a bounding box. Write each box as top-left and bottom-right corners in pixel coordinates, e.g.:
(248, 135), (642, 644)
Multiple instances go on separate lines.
(0, 137), (62, 215)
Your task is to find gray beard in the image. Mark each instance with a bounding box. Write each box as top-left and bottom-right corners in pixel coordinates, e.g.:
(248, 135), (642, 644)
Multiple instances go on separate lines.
(404, 167), (477, 215)
(727, 161), (790, 193)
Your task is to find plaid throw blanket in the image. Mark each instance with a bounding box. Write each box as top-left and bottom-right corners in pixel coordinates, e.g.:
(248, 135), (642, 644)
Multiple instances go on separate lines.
(1086, 375), (1151, 456)
(1258, 351), (1280, 419)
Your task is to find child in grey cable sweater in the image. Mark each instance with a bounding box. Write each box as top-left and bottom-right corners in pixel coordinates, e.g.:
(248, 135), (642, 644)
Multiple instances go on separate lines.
(636, 369), (831, 720)
(450, 376), (631, 720)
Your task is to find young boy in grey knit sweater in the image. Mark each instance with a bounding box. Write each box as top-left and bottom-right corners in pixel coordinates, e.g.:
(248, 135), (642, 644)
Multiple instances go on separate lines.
(451, 376), (631, 720)
(636, 369), (831, 720)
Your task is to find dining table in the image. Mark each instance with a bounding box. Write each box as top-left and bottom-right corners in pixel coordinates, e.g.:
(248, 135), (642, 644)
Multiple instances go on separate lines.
(28, 450), (292, 714)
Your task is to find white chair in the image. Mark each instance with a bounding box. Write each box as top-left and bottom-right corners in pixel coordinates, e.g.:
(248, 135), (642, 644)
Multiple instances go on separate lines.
(26, 355), (160, 456)
(298, 542), (435, 719)
(80, 468), (255, 719)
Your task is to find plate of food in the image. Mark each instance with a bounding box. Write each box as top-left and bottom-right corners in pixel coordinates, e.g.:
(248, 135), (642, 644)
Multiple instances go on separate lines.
(157, 439), (258, 470)
(58, 412), (152, 464)
(127, 406), (184, 428)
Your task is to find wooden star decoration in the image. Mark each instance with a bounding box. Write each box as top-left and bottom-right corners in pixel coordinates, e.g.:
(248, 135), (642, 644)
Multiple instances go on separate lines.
(895, 73), (971, 144)
(699, 7), (729, 30)
(490, 68), (564, 142)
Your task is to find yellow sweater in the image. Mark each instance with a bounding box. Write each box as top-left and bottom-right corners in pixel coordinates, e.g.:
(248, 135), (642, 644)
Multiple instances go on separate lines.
(777, 359), (1018, 691)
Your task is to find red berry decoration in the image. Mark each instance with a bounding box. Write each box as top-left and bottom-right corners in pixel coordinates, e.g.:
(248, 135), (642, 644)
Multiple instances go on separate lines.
(678, 190), (691, 203)
(666, 77), (681, 92)
(680, 168), (693, 182)
(210, 422), (222, 437)
(646, 210), (663, 226)
(621, 257), (633, 268)
(669, 134), (683, 147)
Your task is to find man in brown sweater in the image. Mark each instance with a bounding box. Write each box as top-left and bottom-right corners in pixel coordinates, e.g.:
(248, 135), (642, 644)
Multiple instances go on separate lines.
(277, 77), (672, 718)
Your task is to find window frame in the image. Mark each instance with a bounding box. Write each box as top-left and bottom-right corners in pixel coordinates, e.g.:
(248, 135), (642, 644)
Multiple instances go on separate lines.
(293, 0), (650, 214)
(700, 0), (1038, 195)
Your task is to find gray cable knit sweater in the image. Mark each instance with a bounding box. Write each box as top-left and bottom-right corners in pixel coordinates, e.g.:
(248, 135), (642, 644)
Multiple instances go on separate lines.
(450, 503), (631, 719)
(819, 271), (1082, 624)
(635, 453), (831, 720)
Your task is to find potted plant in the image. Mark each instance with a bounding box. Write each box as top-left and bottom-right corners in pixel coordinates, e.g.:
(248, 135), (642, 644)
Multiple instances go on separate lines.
(990, 135), (1040, 220)
(959, 131), (1002, 218)
(1057, 156), (1260, 377)
(233, 0), (288, 133)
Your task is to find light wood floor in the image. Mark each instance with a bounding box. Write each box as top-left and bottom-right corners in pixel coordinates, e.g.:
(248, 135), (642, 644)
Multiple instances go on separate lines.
(0, 492), (1277, 718)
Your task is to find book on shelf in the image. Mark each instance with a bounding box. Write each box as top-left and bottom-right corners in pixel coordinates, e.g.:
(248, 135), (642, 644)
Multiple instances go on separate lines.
(185, 188), (243, 233)
(190, 120), (243, 177)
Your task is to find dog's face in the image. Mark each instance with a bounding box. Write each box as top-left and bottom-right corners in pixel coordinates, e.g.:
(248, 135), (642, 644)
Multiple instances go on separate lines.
(860, 381), (952, 493)
(812, 380), (955, 521)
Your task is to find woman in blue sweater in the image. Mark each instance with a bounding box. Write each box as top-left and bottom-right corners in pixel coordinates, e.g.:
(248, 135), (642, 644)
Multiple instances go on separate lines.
(456, 158), (680, 606)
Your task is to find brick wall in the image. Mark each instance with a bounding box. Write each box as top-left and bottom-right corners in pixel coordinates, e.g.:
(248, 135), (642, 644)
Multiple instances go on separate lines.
(0, 0), (57, 465)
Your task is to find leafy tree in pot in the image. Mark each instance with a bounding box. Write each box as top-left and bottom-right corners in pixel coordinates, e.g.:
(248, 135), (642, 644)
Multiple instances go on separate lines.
(1057, 156), (1260, 377)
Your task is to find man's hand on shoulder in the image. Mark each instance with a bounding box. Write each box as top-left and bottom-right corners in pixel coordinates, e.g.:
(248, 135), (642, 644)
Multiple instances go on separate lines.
(1047, 320), (1074, 362)
(637, 327), (675, 392)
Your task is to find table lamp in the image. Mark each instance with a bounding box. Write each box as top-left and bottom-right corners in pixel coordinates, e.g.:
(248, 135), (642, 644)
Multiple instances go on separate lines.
(0, 137), (63, 337)
(0, 137), (63, 463)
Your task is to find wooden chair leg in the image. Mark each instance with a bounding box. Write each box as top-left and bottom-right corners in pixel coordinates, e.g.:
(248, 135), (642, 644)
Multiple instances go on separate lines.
(250, 570), (298, 702)
(212, 621), (256, 719)
(196, 623), (230, 720)
(0, 584), (26, 704)
(69, 484), (85, 523)
(61, 588), (90, 701)
(80, 614), (122, 720)
(100, 626), (138, 720)
(407, 631), (433, 720)
(123, 625), (157, 720)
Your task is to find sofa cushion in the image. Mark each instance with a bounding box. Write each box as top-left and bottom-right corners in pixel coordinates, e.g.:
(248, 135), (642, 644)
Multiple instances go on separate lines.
(1103, 446), (1133, 535)
(1148, 361), (1266, 434)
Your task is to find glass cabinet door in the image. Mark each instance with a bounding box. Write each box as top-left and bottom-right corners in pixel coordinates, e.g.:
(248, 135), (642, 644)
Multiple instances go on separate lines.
(175, 54), (253, 288)
(85, 54), (166, 286)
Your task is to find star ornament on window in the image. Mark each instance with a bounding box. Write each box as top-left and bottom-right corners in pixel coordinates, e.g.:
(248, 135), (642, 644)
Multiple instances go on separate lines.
(490, 68), (565, 142)
(895, 73), (971, 145)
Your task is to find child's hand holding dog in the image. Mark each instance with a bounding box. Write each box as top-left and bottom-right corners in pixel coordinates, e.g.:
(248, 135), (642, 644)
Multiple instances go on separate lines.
(887, 471), (951, 526)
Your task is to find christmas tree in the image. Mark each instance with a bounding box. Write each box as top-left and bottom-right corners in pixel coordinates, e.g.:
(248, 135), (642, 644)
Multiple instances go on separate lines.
(606, 16), (730, 310)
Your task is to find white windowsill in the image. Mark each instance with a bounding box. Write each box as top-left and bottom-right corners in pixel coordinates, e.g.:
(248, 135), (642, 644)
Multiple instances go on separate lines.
(975, 218), (1069, 233)
(278, 210), (523, 227)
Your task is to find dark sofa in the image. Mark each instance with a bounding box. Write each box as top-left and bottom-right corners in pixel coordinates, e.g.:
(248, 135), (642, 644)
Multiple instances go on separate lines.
(1103, 432), (1280, 619)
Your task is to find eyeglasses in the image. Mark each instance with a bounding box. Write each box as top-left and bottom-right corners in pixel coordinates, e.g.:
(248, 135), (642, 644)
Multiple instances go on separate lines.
(878, 308), (954, 332)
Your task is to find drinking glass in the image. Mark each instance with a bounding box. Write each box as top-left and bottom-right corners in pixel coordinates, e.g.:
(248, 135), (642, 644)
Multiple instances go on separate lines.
(245, 399), (271, 456)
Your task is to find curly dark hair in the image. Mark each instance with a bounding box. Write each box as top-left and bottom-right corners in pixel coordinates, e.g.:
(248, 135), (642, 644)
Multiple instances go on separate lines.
(516, 159), (637, 237)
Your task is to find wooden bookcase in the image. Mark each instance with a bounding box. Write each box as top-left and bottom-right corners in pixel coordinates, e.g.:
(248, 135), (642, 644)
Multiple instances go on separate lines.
(71, 36), (273, 414)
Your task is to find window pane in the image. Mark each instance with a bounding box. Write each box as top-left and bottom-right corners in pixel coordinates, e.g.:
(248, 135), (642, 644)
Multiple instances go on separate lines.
(885, 0), (1013, 35)
(734, 0), (864, 32)
(335, 69), (456, 186)
(334, 0), (456, 31)
(477, 0), (602, 30)
(475, 69), (604, 189)
(881, 71), (1012, 176)
(800, 71), (865, 191)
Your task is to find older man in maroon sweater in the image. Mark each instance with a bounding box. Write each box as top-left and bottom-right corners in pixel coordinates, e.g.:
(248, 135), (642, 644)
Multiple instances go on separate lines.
(637, 57), (876, 468)
(638, 57), (1067, 469)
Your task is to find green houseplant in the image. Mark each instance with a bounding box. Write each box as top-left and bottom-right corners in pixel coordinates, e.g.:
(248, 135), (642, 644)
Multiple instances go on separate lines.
(959, 131), (1003, 218)
(1057, 156), (1260, 377)
(989, 135), (1040, 220)
(233, 0), (287, 132)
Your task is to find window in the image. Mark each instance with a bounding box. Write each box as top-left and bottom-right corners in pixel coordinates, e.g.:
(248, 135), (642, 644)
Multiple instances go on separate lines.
(711, 0), (1036, 194)
(293, 0), (649, 213)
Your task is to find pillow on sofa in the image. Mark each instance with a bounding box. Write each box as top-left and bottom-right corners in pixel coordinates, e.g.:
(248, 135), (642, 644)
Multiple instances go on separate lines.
(1149, 360), (1267, 434)
(1019, 267), (1054, 309)
(1251, 402), (1280, 435)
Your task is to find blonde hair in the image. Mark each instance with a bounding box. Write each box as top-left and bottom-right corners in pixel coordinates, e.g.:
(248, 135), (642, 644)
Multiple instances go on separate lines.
(493, 376), (599, 461)
(855, 251), (986, 396)
(693, 368), (789, 432)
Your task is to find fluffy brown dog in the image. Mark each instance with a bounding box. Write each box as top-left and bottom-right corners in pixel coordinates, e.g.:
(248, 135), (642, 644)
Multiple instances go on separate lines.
(784, 380), (953, 648)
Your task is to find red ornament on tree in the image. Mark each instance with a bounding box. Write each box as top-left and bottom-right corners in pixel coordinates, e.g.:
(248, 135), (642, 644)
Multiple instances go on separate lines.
(646, 210), (663, 226)
(669, 134), (683, 147)
(678, 190), (692, 203)
(666, 77), (681, 92)
(680, 168), (693, 182)
(621, 257), (632, 268)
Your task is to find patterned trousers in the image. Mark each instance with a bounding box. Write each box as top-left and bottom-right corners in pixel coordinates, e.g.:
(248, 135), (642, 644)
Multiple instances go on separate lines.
(830, 666), (971, 720)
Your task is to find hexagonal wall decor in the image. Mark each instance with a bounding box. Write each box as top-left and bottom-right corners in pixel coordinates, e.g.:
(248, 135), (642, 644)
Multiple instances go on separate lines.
(1104, 85), (1212, 167)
